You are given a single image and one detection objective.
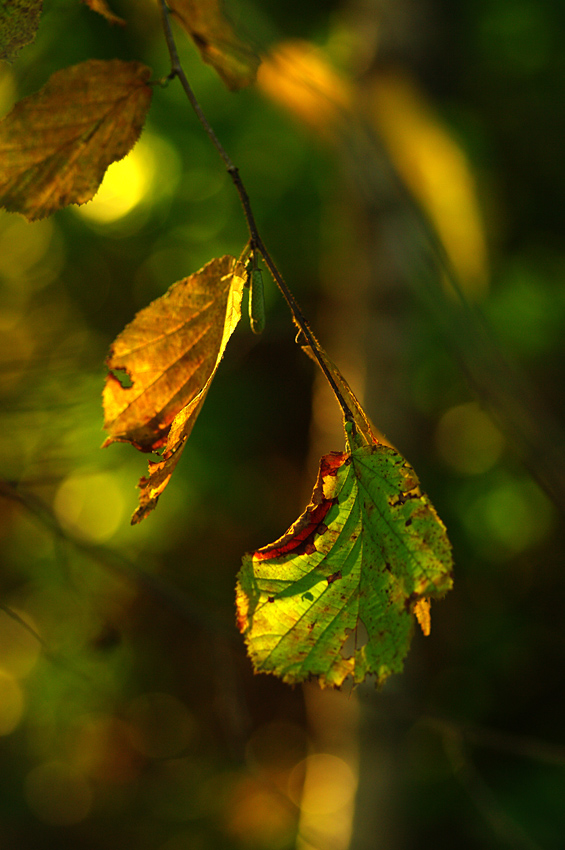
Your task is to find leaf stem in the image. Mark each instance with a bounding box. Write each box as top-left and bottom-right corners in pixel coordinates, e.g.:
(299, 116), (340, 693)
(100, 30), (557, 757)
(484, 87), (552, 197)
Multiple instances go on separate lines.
(157, 0), (354, 427)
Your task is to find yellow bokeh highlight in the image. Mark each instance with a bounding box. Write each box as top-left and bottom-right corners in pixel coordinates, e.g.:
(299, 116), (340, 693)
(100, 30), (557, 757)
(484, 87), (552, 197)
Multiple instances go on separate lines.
(0, 607), (41, 678)
(368, 72), (489, 296)
(436, 402), (505, 474)
(289, 753), (357, 815)
(0, 670), (25, 735)
(54, 469), (125, 543)
(25, 761), (92, 825)
(257, 40), (352, 139)
(77, 142), (153, 223)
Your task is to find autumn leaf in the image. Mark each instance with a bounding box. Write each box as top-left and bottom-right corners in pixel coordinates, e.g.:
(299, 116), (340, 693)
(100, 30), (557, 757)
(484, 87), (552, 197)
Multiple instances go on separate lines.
(82, 0), (126, 27)
(0, 59), (152, 220)
(103, 255), (247, 523)
(236, 422), (453, 688)
(0, 0), (42, 62)
(168, 0), (259, 90)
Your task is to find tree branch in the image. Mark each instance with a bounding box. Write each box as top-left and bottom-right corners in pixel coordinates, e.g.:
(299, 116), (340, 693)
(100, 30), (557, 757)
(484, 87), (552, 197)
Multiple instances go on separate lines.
(157, 0), (355, 430)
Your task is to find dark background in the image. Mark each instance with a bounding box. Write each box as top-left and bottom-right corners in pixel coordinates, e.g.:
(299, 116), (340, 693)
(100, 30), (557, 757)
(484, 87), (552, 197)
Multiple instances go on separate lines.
(1, 0), (564, 848)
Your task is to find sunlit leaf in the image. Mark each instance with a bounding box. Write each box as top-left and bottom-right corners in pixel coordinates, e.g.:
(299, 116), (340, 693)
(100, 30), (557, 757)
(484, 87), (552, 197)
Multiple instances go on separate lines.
(0, 59), (152, 220)
(0, 0), (42, 62)
(236, 422), (453, 688)
(82, 0), (126, 27)
(168, 0), (259, 90)
(103, 255), (247, 523)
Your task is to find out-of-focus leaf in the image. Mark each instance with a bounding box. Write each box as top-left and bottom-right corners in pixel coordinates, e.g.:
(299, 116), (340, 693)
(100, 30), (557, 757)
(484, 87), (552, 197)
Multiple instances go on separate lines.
(103, 255), (247, 523)
(0, 0), (42, 62)
(257, 40), (351, 139)
(82, 0), (125, 26)
(0, 59), (152, 220)
(168, 0), (259, 90)
(236, 422), (453, 688)
(368, 71), (488, 297)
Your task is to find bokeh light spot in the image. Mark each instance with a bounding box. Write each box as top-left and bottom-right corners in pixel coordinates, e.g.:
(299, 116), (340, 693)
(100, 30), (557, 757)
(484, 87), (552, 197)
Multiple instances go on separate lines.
(76, 133), (180, 226)
(435, 402), (505, 474)
(226, 776), (295, 848)
(288, 753), (357, 814)
(25, 761), (92, 824)
(77, 144), (153, 223)
(54, 470), (125, 542)
(464, 476), (554, 559)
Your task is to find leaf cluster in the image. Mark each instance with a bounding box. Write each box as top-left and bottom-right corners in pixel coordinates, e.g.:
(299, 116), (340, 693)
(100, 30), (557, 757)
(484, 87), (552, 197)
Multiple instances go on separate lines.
(0, 0), (452, 688)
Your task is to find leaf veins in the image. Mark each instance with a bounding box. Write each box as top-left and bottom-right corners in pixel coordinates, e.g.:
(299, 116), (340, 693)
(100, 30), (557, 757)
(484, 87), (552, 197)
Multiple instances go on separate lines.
(103, 254), (247, 523)
(236, 423), (453, 689)
(0, 59), (152, 220)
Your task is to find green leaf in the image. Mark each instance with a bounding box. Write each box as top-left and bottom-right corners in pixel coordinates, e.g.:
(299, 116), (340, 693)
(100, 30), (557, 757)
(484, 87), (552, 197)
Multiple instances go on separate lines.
(0, 0), (42, 63)
(236, 423), (453, 688)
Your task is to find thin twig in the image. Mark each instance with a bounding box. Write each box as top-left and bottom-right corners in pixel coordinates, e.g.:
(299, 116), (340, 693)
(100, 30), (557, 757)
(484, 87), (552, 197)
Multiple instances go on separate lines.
(157, 0), (354, 429)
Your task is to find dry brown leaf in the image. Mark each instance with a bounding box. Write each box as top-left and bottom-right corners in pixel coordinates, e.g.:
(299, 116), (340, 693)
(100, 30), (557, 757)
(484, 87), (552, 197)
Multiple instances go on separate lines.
(0, 0), (42, 62)
(0, 59), (152, 220)
(82, 0), (126, 26)
(168, 0), (259, 90)
(102, 255), (247, 523)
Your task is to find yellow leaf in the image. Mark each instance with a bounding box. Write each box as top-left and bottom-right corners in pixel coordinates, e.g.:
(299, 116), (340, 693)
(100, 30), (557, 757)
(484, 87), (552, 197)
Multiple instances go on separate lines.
(102, 255), (247, 523)
(0, 0), (42, 63)
(0, 59), (152, 220)
(82, 0), (126, 27)
(168, 0), (259, 90)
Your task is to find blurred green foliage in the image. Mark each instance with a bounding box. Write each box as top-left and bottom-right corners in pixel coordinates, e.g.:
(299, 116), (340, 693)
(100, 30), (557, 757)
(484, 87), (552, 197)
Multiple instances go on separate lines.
(1, 0), (564, 848)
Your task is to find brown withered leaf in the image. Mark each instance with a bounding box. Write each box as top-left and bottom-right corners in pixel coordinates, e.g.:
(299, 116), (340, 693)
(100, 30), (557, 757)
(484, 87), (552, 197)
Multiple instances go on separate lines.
(0, 59), (152, 220)
(1, 0), (42, 63)
(82, 0), (126, 26)
(168, 0), (259, 90)
(103, 255), (247, 523)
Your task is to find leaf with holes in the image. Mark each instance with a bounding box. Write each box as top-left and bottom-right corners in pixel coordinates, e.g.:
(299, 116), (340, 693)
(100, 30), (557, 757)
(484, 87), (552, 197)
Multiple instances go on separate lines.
(236, 422), (453, 688)
(0, 0), (42, 62)
(168, 0), (259, 90)
(103, 255), (247, 523)
(0, 59), (152, 220)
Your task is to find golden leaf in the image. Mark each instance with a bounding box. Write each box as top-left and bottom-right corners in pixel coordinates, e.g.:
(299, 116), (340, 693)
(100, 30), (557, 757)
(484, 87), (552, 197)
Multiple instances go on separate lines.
(102, 255), (247, 523)
(0, 59), (152, 220)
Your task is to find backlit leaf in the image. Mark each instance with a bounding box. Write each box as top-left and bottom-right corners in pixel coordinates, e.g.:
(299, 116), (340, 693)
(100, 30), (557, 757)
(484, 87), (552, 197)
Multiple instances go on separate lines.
(0, 59), (152, 220)
(103, 255), (247, 523)
(236, 422), (453, 688)
(168, 0), (259, 90)
(82, 0), (126, 27)
(0, 0), (42, 62)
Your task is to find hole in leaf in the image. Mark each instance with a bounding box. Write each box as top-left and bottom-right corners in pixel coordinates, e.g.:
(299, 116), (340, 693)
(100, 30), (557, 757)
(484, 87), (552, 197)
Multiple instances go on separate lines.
(340, 618), (369, 658)
(110, 368), (133, 389)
